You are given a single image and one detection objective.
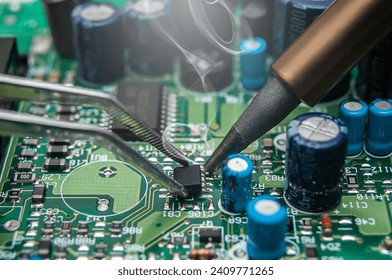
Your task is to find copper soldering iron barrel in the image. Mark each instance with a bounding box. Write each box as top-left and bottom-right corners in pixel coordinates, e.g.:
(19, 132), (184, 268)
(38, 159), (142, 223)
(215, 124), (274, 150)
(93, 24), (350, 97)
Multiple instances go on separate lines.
(205, 0), (392, 174)
(272, 0), (392, 106)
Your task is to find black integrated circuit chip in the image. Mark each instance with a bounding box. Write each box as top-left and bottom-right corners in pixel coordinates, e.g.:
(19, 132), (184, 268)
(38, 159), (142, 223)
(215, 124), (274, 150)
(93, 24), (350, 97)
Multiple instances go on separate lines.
(112, 82), (163, 141)
(173, 165), (202, 195)
(199, 228), (222, 244)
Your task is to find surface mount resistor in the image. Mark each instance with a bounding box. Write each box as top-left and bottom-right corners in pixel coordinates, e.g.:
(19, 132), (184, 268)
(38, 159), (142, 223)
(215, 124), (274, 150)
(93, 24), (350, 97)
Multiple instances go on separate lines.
(188, 248), (216, 260)
(321, 215), (333, 238)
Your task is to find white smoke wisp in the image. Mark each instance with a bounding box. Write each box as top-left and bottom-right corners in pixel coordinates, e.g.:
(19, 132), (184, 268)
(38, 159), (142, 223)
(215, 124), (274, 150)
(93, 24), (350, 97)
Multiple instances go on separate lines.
(162, 122), (216, 164)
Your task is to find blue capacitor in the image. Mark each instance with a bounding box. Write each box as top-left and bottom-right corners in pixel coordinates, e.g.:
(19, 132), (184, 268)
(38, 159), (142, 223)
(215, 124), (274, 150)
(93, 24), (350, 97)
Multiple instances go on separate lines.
(246, 195), (287, 260)
(72, 2), (125, 84)
(284, 113), (348, 213)
(339, 99), (368, 156)
(240, 37), (267, 91)
(366, 99), (392, 156)
(125, 0), (175, 76)
(221, 154), (253, 213)
(29, 256), (44, 260)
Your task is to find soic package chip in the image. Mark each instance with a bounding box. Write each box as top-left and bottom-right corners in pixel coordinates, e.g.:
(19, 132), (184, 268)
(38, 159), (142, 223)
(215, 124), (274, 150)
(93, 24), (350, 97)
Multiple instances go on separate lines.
(173, 165), (202, 196)
(112, 82), (163, 141)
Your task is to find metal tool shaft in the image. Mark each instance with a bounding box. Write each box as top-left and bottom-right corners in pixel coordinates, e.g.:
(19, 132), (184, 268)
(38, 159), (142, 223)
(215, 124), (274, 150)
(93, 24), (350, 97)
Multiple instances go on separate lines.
(0, 74), (189, 166)
(0, 109), (188, 197)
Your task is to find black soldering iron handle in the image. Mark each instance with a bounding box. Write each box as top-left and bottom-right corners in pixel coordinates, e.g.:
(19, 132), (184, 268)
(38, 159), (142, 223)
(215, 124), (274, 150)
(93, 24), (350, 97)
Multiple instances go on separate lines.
(205, 0), (392, 174)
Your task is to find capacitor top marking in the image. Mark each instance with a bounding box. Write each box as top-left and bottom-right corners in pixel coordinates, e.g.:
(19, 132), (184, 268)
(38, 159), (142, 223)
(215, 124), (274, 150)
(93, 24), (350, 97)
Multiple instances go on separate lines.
(244, 39), (262, 51)
(297, 116), (339, 142)
(254, 199), (280, 216)
(127, 0), (167, 17)
(132, 0), (166, 14)
(247, 195), (287, 260)
(226, 157), (249, 173)
(374, 100), (392, 110)
(343, 101), (364, 111)
(79, 5), (115, 22)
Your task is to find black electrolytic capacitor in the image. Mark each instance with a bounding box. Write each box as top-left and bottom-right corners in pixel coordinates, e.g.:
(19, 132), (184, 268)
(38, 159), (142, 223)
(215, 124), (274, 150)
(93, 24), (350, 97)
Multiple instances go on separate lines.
(72, 2), (125, 84)
(124, 0), (176, 76)
(284, 113), (348, 213)
(240, 1), (274, 53)
(274, 0), (333, 57)
(180, 48), (233, 92)
(42, 0), (88, 58)
(356, 32), (392, 102)
(273, 0), (350, 102)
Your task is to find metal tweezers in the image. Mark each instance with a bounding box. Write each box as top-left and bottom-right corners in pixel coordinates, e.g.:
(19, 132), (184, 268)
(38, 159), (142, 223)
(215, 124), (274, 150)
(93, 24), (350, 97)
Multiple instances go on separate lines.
(0, 74), (189, 197)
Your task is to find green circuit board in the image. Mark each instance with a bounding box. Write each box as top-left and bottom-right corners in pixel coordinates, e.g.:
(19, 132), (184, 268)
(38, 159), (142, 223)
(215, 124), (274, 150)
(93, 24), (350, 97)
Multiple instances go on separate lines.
(0, 0), (391, 260)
